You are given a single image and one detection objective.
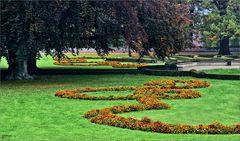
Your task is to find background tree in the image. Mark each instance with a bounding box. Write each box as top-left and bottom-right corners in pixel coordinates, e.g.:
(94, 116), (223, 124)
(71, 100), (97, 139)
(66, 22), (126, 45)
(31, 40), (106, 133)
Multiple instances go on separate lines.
(137, 0), (192, 60)
(190, 0), (240, 55)
(114, 0), (191, 60)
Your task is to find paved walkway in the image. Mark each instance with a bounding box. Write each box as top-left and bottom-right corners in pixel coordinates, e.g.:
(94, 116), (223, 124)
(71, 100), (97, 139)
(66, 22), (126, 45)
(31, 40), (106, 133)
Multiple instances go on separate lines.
(177, 61), (240, 71)
(180, 65), (240, 71)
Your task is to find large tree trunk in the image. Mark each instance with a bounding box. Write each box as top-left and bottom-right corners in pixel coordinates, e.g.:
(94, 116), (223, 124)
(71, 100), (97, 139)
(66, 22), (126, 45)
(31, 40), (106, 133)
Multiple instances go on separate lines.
(27, 58), (37, 73)
(213, 0), (231, 55)
(6, 51), (33, 80)
(218, 36), (231, 55)
(27, 52), (38, 74)
(128, 47), (132, 57)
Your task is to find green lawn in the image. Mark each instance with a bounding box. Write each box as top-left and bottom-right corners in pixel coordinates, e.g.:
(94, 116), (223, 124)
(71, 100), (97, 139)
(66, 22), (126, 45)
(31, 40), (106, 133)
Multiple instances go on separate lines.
(201, 69), (240, 75)
(0, 53), (163, 70)
(0, 57), (8, 69)
(0, 74), (240, 141)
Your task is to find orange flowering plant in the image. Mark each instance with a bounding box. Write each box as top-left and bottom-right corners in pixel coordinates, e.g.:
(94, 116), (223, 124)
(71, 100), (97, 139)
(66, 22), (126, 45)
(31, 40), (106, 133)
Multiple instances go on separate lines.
(54, 61), (149, 68)
(53, 57), (149, 68)
(55, 79), (240, 134)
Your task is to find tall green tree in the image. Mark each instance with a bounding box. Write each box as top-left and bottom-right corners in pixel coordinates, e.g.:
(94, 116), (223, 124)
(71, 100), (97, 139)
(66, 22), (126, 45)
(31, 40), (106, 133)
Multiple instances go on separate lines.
(191, 0), (240, 55)
(1, 1), (39, 79)
(1, 0), (122, 80)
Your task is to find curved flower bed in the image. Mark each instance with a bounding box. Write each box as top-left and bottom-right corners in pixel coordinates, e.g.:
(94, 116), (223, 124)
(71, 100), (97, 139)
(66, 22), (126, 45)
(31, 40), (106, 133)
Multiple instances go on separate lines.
(55, 80), (240, 134)
(53, 58), (149, 68)
(54, 56), (104, 60)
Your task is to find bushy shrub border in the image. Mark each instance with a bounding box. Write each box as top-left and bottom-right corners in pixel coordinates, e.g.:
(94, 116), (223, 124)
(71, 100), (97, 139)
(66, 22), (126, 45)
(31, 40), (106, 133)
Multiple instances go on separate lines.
(55, 79), (240, 134)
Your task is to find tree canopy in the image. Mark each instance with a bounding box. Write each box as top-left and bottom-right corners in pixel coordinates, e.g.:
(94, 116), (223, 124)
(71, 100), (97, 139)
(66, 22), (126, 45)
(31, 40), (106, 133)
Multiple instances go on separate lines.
(0, 0), (191, 80)
(190, 0), (240, 54)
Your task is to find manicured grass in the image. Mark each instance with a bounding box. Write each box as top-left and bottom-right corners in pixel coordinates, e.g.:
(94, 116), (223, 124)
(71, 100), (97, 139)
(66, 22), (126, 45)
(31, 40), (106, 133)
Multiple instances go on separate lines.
(0, 53), (163, 70)
(0, 57), (8, 69)
(0, 74), (240, 141)
(37, 55), (118, 70)
(202, 69), (240, 75)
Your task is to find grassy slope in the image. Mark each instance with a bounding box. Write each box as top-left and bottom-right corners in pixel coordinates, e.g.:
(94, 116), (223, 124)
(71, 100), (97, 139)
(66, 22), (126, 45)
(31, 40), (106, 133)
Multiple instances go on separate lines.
(0, 74), (240, 141)
(202, 69), (240, 75)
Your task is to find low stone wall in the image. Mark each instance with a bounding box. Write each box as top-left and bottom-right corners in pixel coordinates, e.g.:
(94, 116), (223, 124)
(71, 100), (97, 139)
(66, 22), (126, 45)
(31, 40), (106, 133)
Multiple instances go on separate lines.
(176, 61), (240, 71)
(138, 65), (240, 80)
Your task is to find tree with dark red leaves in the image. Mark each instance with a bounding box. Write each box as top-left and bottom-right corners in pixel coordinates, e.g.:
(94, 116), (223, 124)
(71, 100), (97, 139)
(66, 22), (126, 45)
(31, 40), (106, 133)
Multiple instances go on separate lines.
(1, 0), (191, 80)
